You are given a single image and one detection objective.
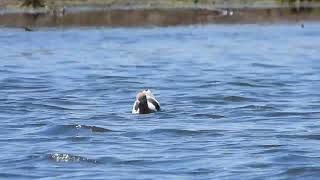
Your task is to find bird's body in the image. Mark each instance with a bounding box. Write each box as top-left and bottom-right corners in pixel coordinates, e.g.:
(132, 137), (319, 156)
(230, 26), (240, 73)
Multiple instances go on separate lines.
(132, 89), (160, 114)
(24, 27), (33, 32)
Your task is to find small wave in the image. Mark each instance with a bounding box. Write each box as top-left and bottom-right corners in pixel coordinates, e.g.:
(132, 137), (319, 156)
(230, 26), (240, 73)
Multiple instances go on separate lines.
(191, 96), (225, 105)
(257, 144), (284, 148)
(22, 103), (75, 111)
(228, 82), (265, 87)
(187, 168), (212, 175)
(0, 173), (40, 179)
(277, 134), (320, 140)
(196, 84), (218, 88)
(272, 154), (314, 164)
(0, 69), (15, 74)
(265, 111), (315, 117)
(255, 148), (285, 155)
(40, 124), (112, 136)
(64, 124), (112, 133)
(0, 77), (51, 91)
(223, 96), (256, 102)
(68, 136), (91, 142)
(46, 98), (92, 106)
(115, 159), (149, 165)
(48, 153), (98, 163)
(1, 85), (51, 91)
(281, 167), (320, 176)
(246, 162), (272, 169)
(192, 114), (225, 119)
(3, 65), (22, 69)
(1, 77), (49, 84)
(79, 125), (112, 133)
(147, 129), (224, 137)
(93, 75), (134, 81)
(196, 81), (221, 88)
(57, 60), (77, 65)
(251, 63), (285, 68)
(235, 105), (277, 111)
(0, 104), (33, 114)
(269, 82), (289, 87)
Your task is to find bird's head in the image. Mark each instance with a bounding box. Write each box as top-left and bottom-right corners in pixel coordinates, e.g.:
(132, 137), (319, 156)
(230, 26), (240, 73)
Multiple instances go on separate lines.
(136, 92), (147, 104)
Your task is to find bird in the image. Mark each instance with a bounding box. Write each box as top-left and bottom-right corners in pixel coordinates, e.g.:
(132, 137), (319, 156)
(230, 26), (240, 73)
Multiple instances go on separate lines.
(24, 26), (33, 32)
(132, 89), (160, 114)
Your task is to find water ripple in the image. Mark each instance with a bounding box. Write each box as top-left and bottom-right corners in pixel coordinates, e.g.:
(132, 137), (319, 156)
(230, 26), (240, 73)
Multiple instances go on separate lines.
(0, 24), (319, 179)
(146, 129), (225, 137)
(192, 114), (225, 119)
(38, 124), (112, 136)
(251, 63), (285, 68)
(223, 95), (259, 102)
(48, 153), (98, 163)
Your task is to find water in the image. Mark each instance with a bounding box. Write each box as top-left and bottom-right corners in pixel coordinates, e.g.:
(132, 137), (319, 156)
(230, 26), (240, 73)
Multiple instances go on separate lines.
(0, 24), (320, 179)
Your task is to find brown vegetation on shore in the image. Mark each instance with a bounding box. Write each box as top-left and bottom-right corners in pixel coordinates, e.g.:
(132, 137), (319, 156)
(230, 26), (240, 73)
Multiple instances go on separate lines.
(1, 0), (319, 9)
(20, 0), (44, 8)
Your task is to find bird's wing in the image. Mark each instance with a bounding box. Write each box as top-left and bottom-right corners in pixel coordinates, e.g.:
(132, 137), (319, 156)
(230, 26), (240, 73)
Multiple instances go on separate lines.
(147, 97), (160, 111)
(144, 90), (160, 106)
(132, 100), (139, 114)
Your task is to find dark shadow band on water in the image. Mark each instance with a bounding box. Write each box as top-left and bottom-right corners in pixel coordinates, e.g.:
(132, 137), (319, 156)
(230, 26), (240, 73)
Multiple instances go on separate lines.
(0, 6), (320, 28)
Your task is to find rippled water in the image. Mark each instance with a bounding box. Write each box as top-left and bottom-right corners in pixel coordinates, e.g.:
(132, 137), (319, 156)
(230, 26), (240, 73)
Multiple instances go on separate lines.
(0, 24), (320, 179)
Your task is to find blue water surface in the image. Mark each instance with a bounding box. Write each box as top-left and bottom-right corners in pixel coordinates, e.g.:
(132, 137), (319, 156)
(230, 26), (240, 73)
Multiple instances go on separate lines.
(0, 23), (320, 179)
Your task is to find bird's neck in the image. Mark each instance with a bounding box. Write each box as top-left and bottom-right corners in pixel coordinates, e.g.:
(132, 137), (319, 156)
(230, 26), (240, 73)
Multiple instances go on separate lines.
(139, 102), (149, 114)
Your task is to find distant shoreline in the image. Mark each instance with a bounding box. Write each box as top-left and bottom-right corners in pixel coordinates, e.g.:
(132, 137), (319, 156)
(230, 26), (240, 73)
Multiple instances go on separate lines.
(2, 0), (320, 9)
(0, 1), (320, 28)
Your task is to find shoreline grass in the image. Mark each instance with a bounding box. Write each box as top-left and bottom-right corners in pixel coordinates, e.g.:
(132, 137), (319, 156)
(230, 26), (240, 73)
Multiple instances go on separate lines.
(3, 0), (320, 10)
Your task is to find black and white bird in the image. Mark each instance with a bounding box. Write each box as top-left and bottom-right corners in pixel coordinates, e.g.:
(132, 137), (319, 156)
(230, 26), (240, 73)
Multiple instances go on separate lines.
(132, 89), (160, 114)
